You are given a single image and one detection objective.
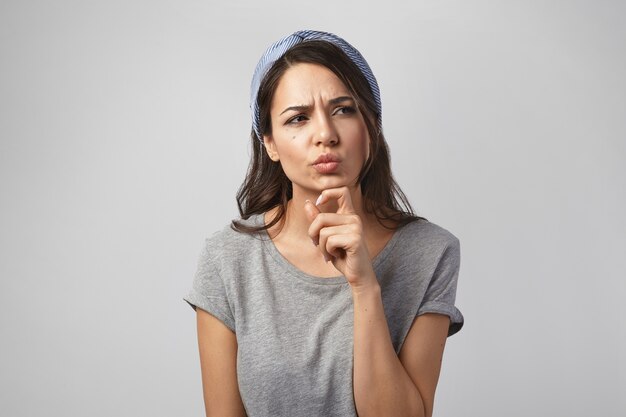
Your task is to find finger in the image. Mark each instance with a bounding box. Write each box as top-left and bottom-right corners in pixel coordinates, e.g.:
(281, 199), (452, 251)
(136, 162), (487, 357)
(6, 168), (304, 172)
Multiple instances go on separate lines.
(307, 213), (361, 246)
(304, 200), (321, 246)
(324, 233), (360, 260)
(315, 186), (355, 214)
(304, 199), (320, 223)
(316, 224), (359, 260)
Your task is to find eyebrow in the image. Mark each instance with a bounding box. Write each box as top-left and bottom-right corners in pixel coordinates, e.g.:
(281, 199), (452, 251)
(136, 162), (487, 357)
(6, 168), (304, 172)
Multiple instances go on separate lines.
(279, 96), (354, 115)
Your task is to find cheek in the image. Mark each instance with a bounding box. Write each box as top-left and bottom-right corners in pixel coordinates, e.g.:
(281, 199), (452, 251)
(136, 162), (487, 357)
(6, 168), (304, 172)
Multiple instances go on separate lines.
(358, 122), (371, 161)
(346, 124), (370, 161)
(275, 141), (307, 173)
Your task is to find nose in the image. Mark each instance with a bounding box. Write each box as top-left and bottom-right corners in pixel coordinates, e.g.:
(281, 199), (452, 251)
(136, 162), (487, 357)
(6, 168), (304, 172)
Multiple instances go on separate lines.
(314, 112), (338, 146)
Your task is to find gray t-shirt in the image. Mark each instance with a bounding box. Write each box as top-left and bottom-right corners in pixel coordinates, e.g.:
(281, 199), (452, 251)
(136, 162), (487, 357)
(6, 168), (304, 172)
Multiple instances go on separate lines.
(184, 212), (463, 417)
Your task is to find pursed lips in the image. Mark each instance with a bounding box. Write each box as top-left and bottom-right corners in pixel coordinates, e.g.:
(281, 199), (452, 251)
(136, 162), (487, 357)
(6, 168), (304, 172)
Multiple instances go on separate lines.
(311, 154), (341, 174)
(312, 153), (341, 165)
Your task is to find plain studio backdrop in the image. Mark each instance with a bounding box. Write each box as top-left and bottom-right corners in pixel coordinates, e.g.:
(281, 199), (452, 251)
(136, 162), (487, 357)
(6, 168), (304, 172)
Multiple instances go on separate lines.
(1, 1), (624, 416)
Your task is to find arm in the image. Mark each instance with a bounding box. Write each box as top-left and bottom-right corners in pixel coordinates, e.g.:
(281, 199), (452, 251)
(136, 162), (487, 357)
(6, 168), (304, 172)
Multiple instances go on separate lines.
(302, 188), (454, 416)
(398, 312), (450, 417)
(196, 308), (247, 417)
(352, 282), (449, 417)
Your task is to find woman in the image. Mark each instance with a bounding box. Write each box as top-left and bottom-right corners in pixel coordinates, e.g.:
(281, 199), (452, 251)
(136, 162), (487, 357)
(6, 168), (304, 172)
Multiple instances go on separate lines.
(184, 30), (464, 417)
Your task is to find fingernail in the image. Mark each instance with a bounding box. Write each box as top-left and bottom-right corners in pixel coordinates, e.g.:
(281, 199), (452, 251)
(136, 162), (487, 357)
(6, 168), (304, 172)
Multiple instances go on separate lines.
(315, 194), (323, 206)
(311, 237), (317, 246)
(323, 254), (329, 262)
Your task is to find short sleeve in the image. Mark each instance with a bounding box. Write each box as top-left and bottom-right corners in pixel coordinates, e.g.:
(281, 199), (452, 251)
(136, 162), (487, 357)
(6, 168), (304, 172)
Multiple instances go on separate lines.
(183, 239), (236, 332)
(417, 237), (464, 337)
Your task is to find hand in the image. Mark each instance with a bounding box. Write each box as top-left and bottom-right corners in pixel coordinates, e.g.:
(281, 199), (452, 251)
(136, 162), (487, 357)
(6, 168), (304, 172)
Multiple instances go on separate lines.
(303, 186), (378, 289)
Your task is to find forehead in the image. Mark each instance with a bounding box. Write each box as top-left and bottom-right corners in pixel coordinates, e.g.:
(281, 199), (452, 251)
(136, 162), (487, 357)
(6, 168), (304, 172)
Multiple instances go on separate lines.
(272, 63), (351, 107)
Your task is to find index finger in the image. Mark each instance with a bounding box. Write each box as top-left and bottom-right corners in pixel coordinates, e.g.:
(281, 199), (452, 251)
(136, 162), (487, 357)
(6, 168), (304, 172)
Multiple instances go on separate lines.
(315, 186), (355, 214)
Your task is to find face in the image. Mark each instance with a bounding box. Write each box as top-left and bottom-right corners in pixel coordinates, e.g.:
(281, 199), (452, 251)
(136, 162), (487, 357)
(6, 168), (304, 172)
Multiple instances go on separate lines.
(263, 63), (370, 195)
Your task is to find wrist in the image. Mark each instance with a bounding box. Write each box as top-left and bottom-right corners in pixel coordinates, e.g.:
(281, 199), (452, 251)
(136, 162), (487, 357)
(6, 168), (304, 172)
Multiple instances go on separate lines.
(350, 274), (381, 298)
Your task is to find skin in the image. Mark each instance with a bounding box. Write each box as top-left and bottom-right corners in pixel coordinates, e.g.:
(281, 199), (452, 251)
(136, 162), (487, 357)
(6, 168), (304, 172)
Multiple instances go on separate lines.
(196, 63), (450, 417)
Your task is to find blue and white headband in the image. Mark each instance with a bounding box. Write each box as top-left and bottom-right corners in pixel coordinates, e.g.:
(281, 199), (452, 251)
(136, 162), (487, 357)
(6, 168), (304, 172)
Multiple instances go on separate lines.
(249, 29), (382, 142)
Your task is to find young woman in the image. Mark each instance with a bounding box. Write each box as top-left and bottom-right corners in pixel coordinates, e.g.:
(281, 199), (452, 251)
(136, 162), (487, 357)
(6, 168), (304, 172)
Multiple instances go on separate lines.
(184, 30), (464, 417)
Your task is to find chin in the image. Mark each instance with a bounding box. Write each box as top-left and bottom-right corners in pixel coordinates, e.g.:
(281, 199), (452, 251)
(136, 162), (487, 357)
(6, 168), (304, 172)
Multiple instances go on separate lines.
(318, 178), (359, 190)
(291, 174), (358, 193)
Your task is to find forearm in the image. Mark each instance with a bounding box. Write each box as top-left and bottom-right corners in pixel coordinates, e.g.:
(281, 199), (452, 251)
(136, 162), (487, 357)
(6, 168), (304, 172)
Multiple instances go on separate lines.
(352, 281), (424, 417)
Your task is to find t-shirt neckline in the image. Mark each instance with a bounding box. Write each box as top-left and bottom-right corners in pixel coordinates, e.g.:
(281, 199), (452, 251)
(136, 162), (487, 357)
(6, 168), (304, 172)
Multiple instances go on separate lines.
(254, 212), (411, 285)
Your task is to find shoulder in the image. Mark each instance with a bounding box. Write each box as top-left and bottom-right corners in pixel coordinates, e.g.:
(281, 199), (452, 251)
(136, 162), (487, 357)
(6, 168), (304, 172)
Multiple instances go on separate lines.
(387, 218), (460, 270)
(202, 213), (266, 263)
(400, 218), (460, 251)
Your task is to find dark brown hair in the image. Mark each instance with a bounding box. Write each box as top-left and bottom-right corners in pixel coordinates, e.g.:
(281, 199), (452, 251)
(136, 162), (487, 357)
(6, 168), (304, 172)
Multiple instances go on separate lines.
(231, 40), (427, 234)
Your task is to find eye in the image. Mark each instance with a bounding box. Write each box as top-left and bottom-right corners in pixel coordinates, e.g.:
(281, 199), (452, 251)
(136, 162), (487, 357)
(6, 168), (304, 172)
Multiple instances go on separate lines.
(334, 106), (357, 116)
(286, 114), (308, 125)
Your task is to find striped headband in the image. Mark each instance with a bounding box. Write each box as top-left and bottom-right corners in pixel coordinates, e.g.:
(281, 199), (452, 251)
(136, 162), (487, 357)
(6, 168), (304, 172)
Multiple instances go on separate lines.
(249, 29), (382, 142)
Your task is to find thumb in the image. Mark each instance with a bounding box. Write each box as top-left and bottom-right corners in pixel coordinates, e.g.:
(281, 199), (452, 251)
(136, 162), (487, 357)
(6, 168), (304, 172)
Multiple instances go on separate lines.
(304, 199), (320, 222)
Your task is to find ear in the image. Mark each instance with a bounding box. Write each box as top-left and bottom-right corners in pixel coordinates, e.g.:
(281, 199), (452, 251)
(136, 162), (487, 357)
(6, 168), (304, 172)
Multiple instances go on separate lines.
(263, 134), (280, 162)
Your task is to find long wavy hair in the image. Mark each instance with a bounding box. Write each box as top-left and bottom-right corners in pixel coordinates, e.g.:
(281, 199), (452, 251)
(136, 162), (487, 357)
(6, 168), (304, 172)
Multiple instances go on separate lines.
(231, 40), (426, 234)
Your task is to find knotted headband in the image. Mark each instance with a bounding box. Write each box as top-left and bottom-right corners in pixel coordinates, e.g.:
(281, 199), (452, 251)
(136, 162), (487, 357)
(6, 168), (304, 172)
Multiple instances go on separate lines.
(249, 29), (382, 142)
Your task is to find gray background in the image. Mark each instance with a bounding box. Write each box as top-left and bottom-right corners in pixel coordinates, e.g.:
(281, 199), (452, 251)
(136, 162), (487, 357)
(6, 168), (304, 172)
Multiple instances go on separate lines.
(1, 1), (624, 416)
